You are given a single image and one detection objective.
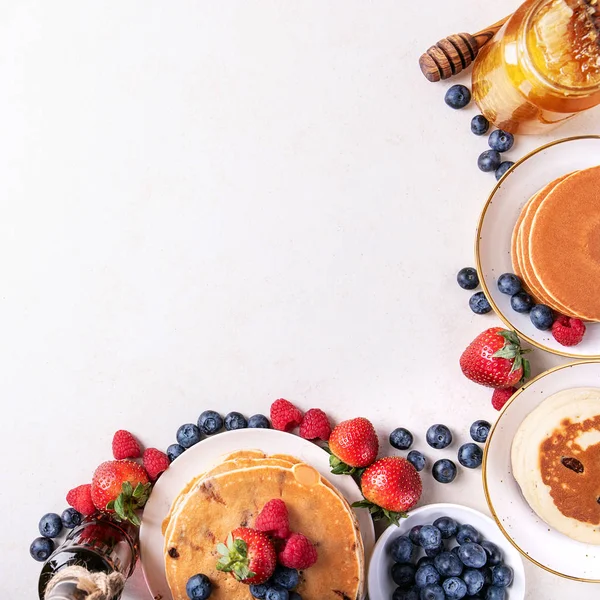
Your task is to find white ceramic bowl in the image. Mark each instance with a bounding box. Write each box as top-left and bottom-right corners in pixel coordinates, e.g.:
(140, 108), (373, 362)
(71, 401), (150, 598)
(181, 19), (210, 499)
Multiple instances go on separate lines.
(368, 503), (525, 600)
(476, 135), (600, 358)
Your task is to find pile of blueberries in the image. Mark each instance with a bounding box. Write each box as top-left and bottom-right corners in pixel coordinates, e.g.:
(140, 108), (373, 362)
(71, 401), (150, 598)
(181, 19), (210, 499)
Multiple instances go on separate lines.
(389, 420), (490, 485)
(167, 410), (272, 462)
(457, 267), (555, 330)
(248, 566), (303, 600)
(29, 509), (83, 562)
(444, 85), (515, 182)
(388, 517), (514, 600)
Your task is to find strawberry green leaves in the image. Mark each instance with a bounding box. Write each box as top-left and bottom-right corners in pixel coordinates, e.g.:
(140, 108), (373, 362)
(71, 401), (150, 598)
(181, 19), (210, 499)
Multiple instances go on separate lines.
(216, 533), (256, 581)
(106, 481), (151, 527)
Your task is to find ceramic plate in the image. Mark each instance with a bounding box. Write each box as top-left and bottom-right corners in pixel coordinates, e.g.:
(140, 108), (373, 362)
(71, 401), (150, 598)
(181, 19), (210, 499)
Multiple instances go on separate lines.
(368, 503), (526, 600)
(476, 135), (600, 358)
(139, 428), (375, 600)
(483, 360), (600, 582)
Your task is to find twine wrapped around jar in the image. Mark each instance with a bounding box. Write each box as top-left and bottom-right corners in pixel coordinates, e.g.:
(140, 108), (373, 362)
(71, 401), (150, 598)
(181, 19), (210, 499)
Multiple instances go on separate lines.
(44, 565), (126, 600)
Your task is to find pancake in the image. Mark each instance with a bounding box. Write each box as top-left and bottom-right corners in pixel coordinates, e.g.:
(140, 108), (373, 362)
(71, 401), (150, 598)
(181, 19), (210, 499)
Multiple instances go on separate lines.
(529, 166), (600, 321)
(511, 191), (536, 283)
(164, 463), (364, 599)
(511, 388), (600, 544)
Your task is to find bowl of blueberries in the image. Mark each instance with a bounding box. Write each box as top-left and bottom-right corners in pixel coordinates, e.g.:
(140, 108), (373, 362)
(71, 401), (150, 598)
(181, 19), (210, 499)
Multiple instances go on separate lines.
(368, 503), (525, 600)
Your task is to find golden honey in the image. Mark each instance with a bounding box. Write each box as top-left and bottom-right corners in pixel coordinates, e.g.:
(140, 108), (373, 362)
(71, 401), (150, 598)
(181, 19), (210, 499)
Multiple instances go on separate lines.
(472, 0), (600, 134)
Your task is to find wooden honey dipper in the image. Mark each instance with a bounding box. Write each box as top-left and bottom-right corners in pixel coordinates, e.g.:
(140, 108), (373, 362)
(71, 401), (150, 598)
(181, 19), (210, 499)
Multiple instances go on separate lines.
(419, 16), (510, 82)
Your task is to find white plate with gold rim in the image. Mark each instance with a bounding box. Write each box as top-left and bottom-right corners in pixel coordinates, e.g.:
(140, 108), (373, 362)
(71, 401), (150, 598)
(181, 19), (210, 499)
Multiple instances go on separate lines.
(483, 360), (600, 582)
(139, 428), (375, 600)
(476, 135), (600, 359)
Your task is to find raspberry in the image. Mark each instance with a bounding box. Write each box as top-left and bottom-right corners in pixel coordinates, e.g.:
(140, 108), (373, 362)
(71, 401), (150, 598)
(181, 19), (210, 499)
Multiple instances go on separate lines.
(255, 499), (290, 539)
(278, 533), (318, 569)
(270, 399), (303, 432)
(112, 430), (141, 460)
(299, 408), (332, 441)
(551, 315), (586, 347)
(66, 484), (96, 516)
(491, 387), (517, 411)
(143, 448), (170, 481)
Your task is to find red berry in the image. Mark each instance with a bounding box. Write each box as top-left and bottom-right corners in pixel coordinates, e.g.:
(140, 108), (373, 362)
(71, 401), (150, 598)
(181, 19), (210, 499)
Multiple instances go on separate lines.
(66, 484), (96, 516)
(551, 315), (586, 347)
(329, 417), (379, 469)
(143, 448), (170, 481)
(278, 533), (318, 570)
(299, 408), (332, 441)
(270, 399), (303, 432)
(112, 430), (141, 460)
(491, 386), (517, 411)
(255, 499), (290, 539)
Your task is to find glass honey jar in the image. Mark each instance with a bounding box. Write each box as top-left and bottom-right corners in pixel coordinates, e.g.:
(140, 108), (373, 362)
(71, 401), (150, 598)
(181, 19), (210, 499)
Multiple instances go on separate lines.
(472, 0), (600, 134)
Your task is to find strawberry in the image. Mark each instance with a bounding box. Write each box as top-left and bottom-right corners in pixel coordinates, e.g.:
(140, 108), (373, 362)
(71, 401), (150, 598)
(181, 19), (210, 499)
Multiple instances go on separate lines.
(254, 499), (290, 539)
(328, 417), (379, 474)
(492, 386), (517, 411)
(143, 448), (170, 481)
(299, 408), (332, 441)
(551, 315), (586, 347)
(216, 527), (276, 585)
(112, 430), (141, 460)
(91, 460), (151, 526)
(278, 533), (318, 569)
(354, 456), (422, 525)
(66, 484), (96, 516)
(460, 327), (531, 389)
(270, 399), (303, 432)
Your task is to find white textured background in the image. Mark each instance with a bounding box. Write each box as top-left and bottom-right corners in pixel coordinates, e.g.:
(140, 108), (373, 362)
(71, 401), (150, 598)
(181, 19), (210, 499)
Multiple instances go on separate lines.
(0, 2), (597, 598)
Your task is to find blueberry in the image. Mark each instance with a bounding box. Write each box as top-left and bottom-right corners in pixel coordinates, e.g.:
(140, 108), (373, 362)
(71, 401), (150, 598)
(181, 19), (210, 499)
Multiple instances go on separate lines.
(186, 573), (212, 600)
(470, 420), (491, 443)
(39, 513), (63, 538)
(477, 150), (501, 173)
(248, 414), (271, 428)
(266, 587), (289, 600)
(418, 525), (442, 549)
(167, 443), (186, 462)
(458, 443), (483, 469)
(390, 427), (414, 450)
(463, 568), (485, 596)
(456, 524), (482, 545)
(391, 563), (416, 588)
(485, 586), (507, 600)
(443, 577), (468, 599)
(471, 115), (490, 136)
(409, 525), (422, 546)
(469, 292), (492, 315)
(497, 273), (522, 295)
(445, 85), (471, 109)
(407, 450), (426, 472)
(492, 564), (513, 587)
(393, 588), (419, 600)
(177, 423), (202, 448)
(433, 516), (458, 539)
(224, 412), (248, 431)
(426, 424), (452, 449)
(416, 555), (435, 569)
(457, 267), (479, 290)
(197, 410), (223, 435)
(458, 543), (488, 568)
(480, 541), (503, 567)
(480, 566), (494, 585)
(432, 459), (457, 484)
(451, 545), (461, 557)
(530, 304), (554, 330)
(30, 537), (54, 562)
(424, 545), (443, 558)
(288, 594), (302, 600)
(415, 564), (440, 588)
(61, 508), (82, 529)
(495, 161), (515, 181)
(434, 551), (463, 577)
(488, 130), (514, 153)
(420, 583), (445, 600)
(250, 584), (269, 599)
(272, 566), (299, 590)
(510, 291), (534, 313)
(390, 536), (416, 563)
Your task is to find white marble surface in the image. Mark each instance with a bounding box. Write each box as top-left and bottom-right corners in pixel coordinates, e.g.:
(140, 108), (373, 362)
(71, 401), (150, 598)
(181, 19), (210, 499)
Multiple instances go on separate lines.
(0, 1), (598, 598)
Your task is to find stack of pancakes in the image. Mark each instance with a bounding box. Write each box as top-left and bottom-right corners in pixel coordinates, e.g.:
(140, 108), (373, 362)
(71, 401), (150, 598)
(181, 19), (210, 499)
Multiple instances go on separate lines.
(511, 165), (600, 322)
(162, 450), (364, 600)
